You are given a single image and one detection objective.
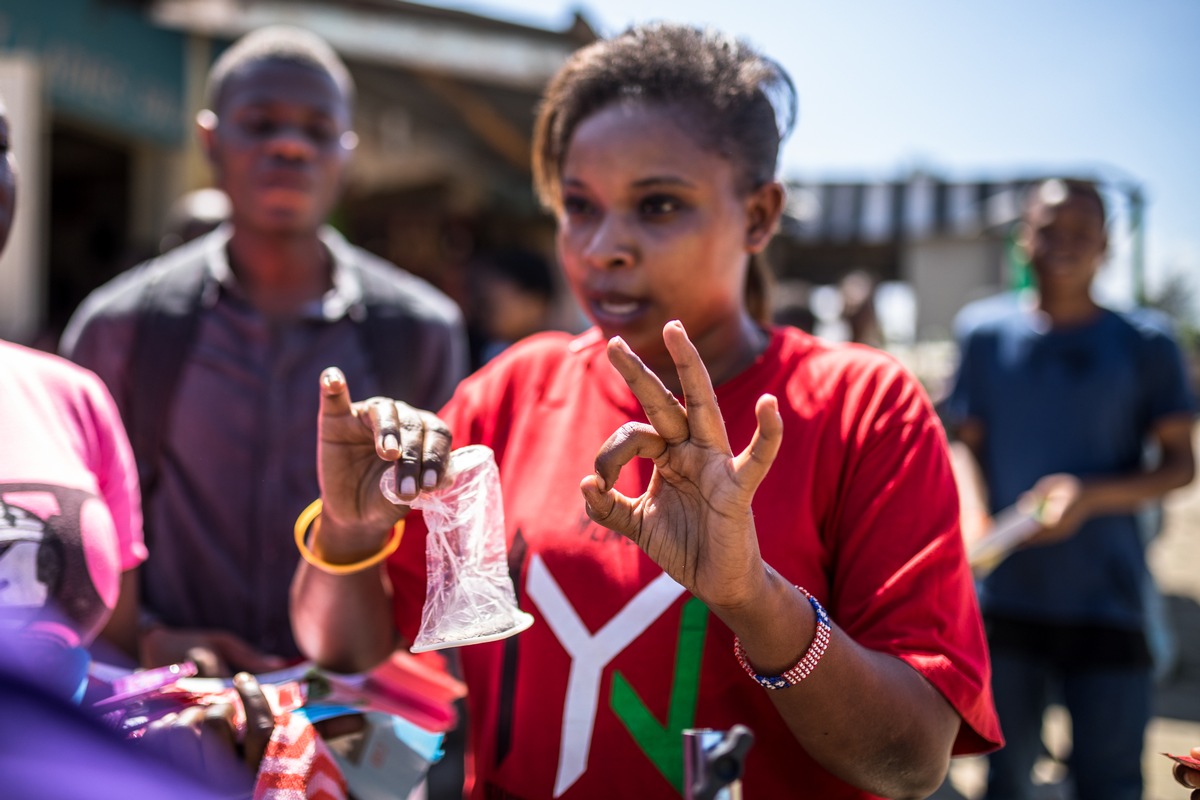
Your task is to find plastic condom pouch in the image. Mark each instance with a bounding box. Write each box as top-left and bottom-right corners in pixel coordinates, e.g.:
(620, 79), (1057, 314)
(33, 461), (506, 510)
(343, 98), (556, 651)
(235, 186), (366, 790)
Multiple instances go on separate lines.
(381, 445), (533, 652)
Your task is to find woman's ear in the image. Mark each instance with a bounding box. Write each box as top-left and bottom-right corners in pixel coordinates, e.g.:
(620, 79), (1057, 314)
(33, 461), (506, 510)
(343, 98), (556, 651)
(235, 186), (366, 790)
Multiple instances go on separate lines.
(745, 180), (785, 254)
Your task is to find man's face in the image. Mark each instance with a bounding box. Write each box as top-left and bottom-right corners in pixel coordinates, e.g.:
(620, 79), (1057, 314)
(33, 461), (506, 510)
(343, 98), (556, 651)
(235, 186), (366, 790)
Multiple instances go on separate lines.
(1020, 189), (1108, 298)
(202, 59), (352, 235)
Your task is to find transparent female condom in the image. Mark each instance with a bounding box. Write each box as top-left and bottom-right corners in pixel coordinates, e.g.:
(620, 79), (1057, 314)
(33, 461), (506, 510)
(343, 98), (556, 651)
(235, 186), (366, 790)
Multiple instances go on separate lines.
(381, 445), (533, 652)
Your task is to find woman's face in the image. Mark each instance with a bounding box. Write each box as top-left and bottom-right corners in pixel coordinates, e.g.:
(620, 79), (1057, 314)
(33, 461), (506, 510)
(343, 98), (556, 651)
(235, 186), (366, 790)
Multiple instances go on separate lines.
(0, 111), (17, 255)
(555, 101), (779, 381)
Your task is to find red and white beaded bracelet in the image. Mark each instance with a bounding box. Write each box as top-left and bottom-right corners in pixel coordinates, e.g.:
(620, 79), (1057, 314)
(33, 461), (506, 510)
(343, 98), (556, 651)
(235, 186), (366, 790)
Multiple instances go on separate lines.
(733, 587), (831, 690)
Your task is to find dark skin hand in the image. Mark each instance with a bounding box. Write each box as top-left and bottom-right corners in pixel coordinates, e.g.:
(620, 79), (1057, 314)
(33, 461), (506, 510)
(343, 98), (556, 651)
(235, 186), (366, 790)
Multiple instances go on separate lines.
(290, 368), (454, 674)
(955, 415), (1195, 548)
(580, 320), (960, 800)
(140, 672), (274, 779)
(1172, 747), (1200, 799)
(579, 321), (782, 610)
(140, 626), (287, 678)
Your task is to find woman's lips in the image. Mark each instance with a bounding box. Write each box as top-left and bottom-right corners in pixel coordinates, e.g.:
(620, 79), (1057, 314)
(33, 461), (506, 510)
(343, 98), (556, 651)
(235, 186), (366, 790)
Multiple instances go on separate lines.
(598, 299), (638, 315)
(588, 295), (647, 326)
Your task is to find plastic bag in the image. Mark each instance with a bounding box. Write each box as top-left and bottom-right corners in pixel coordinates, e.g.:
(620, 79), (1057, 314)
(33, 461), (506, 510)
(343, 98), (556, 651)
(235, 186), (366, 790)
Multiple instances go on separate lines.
(381, 445), (533, 652)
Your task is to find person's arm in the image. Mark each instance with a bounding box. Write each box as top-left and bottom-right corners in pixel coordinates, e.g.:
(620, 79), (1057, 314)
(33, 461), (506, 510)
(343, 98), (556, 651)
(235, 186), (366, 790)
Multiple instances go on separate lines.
(88, 363), (145, 666)
(580, 322), (963, 800)
(948, 419), (990, 549)
(1022, 414), (1195, 544)
(714, 575), (961, 800)
(138, 624), (288, 677)
(98, 570), (140, 663)
(290, 367), (452, 674)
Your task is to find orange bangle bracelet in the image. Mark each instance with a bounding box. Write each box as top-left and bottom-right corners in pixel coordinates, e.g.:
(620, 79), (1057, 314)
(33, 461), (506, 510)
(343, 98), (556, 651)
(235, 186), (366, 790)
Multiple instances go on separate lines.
(293, 499), (404, 575)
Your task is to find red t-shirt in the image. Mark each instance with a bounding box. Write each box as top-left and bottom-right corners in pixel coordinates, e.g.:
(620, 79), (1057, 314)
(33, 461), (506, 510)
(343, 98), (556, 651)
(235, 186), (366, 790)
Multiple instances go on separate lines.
(388, 326), (1001, 799)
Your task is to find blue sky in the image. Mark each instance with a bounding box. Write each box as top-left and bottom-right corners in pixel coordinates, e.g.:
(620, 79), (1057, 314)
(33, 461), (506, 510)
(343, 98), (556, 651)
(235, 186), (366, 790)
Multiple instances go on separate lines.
(432, 0), (1199, 312)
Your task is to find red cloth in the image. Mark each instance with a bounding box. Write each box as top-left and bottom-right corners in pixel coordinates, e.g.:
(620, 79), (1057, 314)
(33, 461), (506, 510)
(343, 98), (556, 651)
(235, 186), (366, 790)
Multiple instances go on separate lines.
(388, 326), (1002, 799)
(253, 710), (348, 800)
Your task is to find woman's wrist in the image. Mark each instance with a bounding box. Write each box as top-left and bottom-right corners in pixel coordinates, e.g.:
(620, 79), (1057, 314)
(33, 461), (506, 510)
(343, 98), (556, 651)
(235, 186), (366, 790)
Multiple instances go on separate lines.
(310, 502), (401, 559)
(713, 567), (824, 677)
(295, 500), (405, 575)
(710, 564), (798, 633)
(304, 503), (403, 566)
(734, 588), (830, 689)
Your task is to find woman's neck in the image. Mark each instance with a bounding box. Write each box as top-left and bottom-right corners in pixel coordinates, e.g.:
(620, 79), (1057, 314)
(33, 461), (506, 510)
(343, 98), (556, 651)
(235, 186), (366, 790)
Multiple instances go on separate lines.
(652, 315), (769, 395)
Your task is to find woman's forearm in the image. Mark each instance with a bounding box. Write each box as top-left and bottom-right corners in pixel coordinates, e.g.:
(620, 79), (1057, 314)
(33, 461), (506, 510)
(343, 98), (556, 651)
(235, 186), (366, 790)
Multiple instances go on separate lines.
(290, 562), (398, 674)
(714, 568), (961, 799)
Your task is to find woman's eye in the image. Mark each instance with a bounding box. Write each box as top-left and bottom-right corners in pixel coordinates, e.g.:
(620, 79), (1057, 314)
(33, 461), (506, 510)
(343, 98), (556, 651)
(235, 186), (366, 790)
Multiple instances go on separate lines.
(562, 195), (594, 217)
(640, 195), (681, 216)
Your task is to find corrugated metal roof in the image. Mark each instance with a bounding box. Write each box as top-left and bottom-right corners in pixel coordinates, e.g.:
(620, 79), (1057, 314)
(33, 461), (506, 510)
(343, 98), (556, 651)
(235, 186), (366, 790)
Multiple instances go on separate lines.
(781, 175), (1098, 244)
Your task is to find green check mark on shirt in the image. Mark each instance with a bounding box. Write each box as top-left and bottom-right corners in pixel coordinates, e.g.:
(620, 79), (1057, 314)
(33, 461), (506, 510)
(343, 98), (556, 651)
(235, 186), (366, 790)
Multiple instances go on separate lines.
(610, 596), (708, 794)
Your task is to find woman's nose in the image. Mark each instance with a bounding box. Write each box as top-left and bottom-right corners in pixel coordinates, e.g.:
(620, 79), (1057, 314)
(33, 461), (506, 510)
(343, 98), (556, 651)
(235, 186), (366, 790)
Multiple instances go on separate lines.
(583, 214), (636, 269)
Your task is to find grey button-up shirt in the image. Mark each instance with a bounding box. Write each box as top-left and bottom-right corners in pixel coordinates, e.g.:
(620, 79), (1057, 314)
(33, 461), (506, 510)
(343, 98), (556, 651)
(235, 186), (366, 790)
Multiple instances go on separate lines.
(61, 226), (467, 657)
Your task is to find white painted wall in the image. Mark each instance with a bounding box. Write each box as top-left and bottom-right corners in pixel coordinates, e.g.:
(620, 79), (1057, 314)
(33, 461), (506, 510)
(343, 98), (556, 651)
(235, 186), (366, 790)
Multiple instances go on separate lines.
(905, 236), (1006, 342)
(0, 56), (44, 344)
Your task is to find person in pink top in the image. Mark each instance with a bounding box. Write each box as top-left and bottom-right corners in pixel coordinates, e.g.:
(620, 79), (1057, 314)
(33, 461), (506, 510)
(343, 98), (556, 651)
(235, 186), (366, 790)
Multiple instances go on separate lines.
(0, 98), (341, 800)
(0, 102), (145, 697)
(292, 23), (1003, 799)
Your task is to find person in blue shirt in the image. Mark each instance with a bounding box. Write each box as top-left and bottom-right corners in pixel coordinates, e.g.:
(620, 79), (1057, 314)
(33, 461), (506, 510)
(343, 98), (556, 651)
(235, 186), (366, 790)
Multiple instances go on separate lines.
(944, 177), (1197, 800)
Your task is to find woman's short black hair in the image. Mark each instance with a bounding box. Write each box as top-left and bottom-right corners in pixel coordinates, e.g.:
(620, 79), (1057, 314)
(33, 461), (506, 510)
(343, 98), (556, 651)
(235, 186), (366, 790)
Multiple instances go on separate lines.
(532, 21), (797, 211)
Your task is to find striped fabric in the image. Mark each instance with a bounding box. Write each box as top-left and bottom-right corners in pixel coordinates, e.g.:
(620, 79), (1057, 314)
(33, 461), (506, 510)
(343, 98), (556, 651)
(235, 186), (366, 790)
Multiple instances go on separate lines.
(253, 711), (348, 800)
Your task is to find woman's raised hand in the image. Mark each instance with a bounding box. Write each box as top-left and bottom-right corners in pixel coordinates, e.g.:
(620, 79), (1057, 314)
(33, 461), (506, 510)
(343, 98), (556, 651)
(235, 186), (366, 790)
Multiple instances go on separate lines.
(316, 367), (452, 541)
(579, 321), (783, 610)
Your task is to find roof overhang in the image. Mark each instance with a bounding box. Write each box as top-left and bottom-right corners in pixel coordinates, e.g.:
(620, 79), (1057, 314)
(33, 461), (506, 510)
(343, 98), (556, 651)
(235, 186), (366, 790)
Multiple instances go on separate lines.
(150, 0), (585, 89)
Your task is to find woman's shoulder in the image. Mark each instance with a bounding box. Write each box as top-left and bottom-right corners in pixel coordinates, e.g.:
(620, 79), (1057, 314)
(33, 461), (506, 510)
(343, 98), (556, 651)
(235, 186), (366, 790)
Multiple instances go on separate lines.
(773, 327), (912, 386)
(452, 330), (592, 402)
(0, 341), (108, 397)
(0, 342), (124, 447)
(471, 330), (588, 379)
(1107, 305), (1183, 344)
(768, 328), (932, 422)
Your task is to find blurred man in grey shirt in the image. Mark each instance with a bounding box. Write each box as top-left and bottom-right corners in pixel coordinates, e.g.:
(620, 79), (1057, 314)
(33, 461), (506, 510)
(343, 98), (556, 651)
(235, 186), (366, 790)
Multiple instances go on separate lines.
(61, 26), (467, 674)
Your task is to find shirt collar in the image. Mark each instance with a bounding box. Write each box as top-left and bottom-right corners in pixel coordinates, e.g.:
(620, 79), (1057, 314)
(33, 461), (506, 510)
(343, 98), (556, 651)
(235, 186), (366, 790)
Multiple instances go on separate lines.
(198, 223), (364, 321)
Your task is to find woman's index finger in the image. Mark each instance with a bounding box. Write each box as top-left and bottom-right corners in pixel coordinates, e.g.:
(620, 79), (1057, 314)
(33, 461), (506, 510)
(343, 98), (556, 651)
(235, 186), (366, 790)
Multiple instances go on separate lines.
(606, 336), (689, 445)
(662, 321), (730, 451)
(319, 367), (353, 417)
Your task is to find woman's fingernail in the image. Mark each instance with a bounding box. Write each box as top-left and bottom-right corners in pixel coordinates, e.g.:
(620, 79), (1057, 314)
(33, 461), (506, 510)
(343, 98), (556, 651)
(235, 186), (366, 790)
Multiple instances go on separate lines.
(383, 434), (399, 452)
(401, 476), (417, 496)
(422, 469), (437, 489)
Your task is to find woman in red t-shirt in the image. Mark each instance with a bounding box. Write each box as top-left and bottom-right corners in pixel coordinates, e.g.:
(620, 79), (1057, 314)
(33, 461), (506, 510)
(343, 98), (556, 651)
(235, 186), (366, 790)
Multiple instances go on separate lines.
(293, 22), (1002, 799)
